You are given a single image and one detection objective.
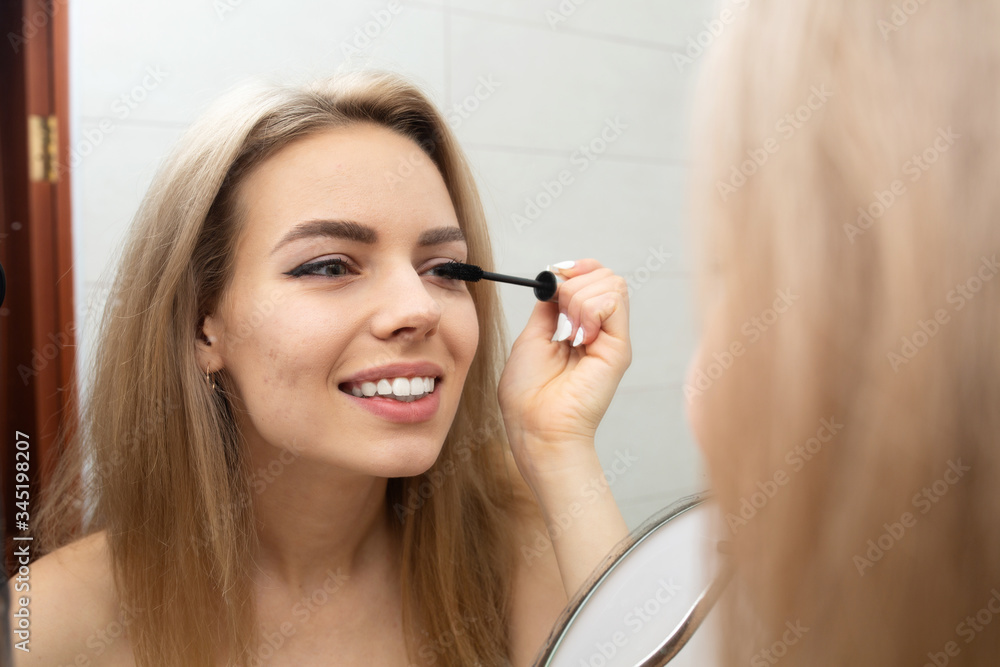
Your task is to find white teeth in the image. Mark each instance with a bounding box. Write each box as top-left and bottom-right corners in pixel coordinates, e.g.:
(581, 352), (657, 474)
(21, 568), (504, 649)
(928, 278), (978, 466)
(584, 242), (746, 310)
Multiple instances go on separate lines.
(350, 376), (437, 400)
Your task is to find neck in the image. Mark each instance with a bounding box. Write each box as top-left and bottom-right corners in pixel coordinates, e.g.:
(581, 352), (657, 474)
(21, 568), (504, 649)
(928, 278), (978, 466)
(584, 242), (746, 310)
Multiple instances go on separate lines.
(247, 439), (396, 590)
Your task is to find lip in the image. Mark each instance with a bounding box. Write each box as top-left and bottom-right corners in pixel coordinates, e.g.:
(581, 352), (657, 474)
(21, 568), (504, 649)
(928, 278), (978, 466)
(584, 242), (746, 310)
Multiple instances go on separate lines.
(338, 361), (444, 386)
(337, 361), (445, 424)
(343, 388), (441, 424)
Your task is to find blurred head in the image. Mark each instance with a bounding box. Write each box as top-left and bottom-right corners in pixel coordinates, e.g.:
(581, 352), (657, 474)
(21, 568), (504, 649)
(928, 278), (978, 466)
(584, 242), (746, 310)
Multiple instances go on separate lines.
(688, 1), (1000, 663)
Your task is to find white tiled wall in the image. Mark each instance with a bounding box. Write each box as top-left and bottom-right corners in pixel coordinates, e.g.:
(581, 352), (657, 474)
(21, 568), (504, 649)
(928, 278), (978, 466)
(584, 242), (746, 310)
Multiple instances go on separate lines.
(69, 0), (721, 533)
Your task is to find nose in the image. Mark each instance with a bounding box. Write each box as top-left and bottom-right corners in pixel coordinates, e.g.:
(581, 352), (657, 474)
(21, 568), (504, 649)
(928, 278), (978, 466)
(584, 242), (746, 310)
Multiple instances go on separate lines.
(369, 263), (443, 342)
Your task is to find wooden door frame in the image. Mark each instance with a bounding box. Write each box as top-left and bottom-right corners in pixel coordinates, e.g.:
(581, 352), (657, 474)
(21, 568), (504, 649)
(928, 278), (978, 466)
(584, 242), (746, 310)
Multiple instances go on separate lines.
(1, 0), (77, 577)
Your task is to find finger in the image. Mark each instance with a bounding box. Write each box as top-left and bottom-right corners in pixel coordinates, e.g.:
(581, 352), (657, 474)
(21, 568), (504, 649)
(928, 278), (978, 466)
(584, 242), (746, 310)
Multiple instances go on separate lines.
(549, 268), (614, 342)
(563, 276), (630, 348)
(521, 260), (621, 343)
(546, 258), (605, 280)
(517, 296), (562, 343)
(521, 260), (604, 343)
(553, 268), (615, 335)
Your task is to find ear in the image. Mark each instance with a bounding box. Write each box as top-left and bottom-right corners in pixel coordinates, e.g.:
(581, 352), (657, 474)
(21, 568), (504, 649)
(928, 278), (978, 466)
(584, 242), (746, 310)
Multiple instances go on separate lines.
(195, 313), (226, 374)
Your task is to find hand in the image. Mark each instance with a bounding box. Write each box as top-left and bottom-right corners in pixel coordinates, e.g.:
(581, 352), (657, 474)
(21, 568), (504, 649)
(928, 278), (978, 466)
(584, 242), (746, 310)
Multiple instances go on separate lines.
(498, 259), (631, 478)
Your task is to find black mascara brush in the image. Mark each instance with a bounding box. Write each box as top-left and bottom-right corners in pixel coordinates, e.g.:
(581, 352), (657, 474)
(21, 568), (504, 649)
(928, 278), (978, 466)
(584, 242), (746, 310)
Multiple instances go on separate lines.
(432, 262), (560, 301)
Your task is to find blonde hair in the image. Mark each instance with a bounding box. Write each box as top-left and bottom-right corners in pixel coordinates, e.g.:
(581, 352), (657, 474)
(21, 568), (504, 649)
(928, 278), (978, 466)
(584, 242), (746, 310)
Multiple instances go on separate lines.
(39, 72), (517, 666)
(691, 1), (1000, 664)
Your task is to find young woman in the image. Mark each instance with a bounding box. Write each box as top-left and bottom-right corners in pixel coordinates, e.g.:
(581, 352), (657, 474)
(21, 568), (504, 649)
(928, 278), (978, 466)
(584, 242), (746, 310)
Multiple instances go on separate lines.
(687, 1), (1000, 664)
(17, 72), (632, 666)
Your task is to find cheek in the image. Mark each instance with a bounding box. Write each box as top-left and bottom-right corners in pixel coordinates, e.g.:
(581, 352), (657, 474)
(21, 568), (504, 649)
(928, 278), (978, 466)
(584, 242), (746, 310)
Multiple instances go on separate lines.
(222, 297), (354, 399)
(451, 297), (480, 369)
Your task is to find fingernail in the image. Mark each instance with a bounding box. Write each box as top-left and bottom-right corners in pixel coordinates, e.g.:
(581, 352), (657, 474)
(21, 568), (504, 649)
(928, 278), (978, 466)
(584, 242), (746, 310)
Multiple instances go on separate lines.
(572, 327), (585, 347)
(552, 313), (573, 342)
(551, 260), (576, 270)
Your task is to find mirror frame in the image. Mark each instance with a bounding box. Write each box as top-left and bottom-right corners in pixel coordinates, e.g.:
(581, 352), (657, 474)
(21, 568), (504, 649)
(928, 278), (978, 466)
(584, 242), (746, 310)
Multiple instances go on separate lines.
(532, 491), (732, 667)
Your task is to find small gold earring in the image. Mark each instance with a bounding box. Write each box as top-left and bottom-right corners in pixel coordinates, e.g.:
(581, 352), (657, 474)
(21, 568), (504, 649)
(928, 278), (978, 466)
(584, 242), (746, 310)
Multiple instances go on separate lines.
(205, 363), (217, 391)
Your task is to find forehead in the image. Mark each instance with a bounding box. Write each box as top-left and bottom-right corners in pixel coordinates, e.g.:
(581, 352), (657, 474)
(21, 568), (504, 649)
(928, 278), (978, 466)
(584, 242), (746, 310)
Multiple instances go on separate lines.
(234, 124), (459, 252)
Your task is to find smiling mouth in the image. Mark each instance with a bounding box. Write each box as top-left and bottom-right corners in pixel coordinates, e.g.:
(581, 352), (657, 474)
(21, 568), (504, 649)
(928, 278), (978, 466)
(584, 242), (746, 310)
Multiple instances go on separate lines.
(338, 376), (440, 402)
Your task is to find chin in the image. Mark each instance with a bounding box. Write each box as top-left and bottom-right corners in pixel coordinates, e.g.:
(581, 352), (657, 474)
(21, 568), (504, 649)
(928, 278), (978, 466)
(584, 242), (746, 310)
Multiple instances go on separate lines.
(365, 436), (446, 479)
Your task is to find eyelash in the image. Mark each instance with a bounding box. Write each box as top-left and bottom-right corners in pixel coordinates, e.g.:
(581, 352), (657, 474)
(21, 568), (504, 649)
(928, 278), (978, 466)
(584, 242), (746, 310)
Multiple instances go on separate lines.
(285, 258), (463, 280)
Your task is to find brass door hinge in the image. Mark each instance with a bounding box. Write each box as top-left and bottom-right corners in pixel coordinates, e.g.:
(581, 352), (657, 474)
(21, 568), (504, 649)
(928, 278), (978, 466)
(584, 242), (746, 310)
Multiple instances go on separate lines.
(28, 114), (59, 183)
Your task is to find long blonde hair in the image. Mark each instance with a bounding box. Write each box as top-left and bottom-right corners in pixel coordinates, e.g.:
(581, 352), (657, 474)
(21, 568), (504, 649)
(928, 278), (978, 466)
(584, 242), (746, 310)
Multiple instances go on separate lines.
(39, 72), (516, 666)
(691, 1), (1000, 664)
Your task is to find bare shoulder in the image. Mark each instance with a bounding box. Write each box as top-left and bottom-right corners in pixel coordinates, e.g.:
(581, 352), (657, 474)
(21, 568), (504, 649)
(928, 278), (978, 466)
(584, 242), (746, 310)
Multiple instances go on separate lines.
(7, 531), (128, 666)
(504, 457), (570, 667)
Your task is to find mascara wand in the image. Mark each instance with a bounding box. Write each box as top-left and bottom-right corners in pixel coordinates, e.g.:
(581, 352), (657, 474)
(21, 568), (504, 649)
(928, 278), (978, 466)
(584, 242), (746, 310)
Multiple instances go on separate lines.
(433, 262), (560, 301)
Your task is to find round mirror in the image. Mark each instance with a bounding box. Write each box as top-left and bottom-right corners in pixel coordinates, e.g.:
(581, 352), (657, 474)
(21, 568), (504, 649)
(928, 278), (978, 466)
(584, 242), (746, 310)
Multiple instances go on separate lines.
(533, 493), (730, 667)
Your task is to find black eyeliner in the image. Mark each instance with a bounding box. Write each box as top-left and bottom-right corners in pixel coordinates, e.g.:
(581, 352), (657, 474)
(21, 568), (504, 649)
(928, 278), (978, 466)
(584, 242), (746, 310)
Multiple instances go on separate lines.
(286, 258), (465, 279)
(284, 258), (349, 278)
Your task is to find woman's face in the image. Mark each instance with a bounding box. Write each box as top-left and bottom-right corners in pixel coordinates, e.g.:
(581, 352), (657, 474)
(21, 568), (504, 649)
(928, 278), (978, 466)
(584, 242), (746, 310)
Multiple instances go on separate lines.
(200, 124), (479, 478)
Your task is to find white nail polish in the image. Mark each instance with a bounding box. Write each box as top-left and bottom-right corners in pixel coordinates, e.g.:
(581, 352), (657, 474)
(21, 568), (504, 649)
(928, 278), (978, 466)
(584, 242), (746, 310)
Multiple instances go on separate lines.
(553, 313), (573, 342)
(572, 327), (585, 347)
(551, 260), (576, 270)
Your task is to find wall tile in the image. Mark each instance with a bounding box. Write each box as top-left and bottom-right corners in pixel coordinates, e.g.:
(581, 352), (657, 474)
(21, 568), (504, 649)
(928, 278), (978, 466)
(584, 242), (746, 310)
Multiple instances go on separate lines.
(449, 14), (697, 161)
(75, 1), (447, 124)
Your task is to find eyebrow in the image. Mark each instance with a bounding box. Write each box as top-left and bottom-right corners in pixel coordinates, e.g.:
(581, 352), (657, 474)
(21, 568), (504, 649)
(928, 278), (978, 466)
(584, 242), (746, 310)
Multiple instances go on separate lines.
(270, 219), (466, 255)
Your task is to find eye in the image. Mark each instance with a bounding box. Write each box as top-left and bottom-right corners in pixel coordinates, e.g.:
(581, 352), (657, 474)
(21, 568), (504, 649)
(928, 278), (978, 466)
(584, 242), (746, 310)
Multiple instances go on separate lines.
(427, 260), (463, 281)
(284, 258), (354, 278)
